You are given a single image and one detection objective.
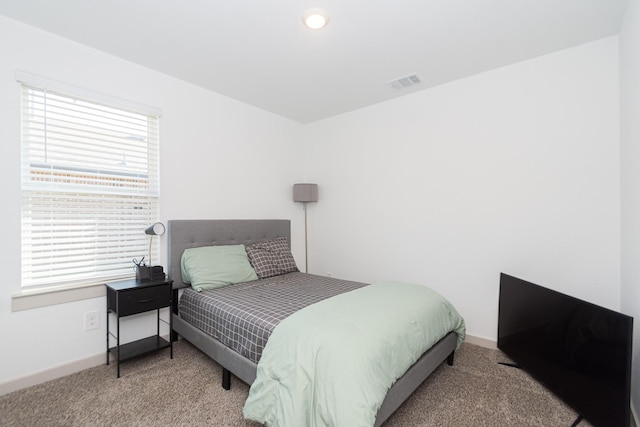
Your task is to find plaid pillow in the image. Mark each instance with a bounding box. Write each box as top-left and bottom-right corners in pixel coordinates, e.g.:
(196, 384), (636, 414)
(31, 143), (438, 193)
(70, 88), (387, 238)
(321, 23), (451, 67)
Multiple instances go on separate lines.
(246, 237), (299, 279)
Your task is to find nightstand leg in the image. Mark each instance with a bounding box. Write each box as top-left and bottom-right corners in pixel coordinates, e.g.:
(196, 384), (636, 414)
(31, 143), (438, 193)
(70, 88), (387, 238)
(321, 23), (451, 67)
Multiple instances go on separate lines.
(116, 316), (120, 378)
(106, 310), (110, 365)
(170, 300), (174, 359)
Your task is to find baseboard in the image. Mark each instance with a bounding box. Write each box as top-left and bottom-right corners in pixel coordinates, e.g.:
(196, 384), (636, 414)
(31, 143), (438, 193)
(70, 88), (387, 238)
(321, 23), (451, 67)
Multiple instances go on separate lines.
(0, 352), (105, 396)
(0, 334), (171, 397)
(2, 334), (494, 396)
(464, 334), (497, 349)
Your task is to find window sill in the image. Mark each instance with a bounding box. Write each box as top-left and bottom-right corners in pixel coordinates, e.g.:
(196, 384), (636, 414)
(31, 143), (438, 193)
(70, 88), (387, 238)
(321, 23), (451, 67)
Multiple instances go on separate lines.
(12, 282), (110, 311)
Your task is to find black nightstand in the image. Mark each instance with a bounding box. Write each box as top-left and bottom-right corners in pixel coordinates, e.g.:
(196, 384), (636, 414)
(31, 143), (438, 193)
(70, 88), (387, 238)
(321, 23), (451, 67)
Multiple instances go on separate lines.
(106, 277), (174, 377)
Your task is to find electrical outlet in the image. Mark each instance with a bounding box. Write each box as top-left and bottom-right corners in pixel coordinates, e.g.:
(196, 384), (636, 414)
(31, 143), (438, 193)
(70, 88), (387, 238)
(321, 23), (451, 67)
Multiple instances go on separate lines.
(84, 310), (99, 331)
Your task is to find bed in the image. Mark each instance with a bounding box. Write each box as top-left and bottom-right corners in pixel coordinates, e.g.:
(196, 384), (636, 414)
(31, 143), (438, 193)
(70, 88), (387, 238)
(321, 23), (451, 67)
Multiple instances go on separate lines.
(168, 219), (465, 426)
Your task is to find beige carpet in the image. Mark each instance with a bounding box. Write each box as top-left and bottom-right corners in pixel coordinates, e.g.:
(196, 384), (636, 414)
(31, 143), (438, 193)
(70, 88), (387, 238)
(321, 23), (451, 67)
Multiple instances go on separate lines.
(0, 340), (591, 426)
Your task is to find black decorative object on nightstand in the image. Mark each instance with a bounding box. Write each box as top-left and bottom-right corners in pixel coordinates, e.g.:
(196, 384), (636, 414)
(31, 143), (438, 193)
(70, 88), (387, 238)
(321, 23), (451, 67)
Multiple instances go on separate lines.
(106, 277), (174, 378)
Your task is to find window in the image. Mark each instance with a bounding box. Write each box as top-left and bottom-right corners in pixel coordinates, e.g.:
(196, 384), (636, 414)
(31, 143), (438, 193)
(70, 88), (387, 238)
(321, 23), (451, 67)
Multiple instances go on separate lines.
(20, 78), (160, 289)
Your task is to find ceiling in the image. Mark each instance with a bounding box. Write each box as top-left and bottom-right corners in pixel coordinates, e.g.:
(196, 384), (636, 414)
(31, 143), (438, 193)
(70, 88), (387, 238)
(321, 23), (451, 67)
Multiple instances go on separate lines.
(0, 0), (629, 123)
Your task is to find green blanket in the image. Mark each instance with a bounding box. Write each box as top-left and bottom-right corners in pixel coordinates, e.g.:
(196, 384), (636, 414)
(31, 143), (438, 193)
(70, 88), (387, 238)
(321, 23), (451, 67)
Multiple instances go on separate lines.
(243, 281), (466, 427)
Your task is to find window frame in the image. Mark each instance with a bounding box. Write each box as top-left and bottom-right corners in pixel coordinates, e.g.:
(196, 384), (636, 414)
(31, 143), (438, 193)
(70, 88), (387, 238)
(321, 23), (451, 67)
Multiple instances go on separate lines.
(16, 71), (162, 302)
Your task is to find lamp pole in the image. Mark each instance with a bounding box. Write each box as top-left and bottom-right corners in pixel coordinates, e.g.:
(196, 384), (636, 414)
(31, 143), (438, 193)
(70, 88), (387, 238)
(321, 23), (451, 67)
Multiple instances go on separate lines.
(303, 202), (309, 273)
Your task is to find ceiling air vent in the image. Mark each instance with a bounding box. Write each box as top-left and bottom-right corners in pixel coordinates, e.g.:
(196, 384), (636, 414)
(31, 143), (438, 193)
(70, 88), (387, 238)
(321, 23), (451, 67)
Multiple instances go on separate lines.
(387, 73), (422, 90)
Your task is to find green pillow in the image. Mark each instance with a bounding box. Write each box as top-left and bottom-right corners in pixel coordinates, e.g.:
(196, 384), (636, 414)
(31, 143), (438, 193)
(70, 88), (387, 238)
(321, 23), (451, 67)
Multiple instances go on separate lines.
(181, 244), (258, 292)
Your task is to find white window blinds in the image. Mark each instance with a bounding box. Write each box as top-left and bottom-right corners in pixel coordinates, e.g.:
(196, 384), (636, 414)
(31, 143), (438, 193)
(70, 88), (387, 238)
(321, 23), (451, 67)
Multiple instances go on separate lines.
(20, 82), (160, 289)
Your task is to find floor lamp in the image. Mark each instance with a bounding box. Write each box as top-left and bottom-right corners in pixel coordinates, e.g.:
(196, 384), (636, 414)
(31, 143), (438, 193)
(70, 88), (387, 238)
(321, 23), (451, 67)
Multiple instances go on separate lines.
(293, 183), (318, 273)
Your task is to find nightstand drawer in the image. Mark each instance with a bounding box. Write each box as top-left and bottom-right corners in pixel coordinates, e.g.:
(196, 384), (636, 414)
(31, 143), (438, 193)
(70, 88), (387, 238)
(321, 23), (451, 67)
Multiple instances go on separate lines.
(118, 285), (170, 316)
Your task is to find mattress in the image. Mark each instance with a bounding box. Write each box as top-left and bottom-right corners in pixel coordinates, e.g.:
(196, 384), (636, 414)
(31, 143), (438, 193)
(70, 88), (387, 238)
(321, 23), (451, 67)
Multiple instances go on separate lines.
(178, 272), (367, 363)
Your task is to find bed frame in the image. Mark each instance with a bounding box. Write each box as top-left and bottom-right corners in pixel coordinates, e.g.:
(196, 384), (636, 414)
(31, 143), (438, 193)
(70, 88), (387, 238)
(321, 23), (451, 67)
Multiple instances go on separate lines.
(168, 219), (457, 426)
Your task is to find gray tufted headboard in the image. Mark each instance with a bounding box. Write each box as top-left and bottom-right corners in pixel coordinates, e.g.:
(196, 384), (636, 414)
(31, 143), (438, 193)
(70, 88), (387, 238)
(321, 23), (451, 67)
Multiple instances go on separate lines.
(167, 219), (291, 289)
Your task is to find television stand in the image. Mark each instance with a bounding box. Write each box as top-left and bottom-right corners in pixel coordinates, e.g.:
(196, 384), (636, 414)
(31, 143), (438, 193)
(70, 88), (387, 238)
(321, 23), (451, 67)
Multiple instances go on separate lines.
(497, 361), (521, 369)
(570, 415), (584, 427)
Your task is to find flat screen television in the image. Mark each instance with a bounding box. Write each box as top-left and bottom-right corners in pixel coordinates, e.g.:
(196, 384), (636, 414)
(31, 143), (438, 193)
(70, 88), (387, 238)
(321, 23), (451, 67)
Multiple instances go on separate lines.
(498, 273), (633, 427)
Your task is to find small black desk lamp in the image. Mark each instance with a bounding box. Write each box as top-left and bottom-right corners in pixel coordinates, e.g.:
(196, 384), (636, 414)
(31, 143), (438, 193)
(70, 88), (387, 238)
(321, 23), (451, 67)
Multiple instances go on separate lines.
(137, 222), (166, 281)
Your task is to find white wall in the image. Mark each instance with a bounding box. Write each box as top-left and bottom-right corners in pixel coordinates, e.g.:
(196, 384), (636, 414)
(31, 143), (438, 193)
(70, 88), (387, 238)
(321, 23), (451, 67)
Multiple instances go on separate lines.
(0, 16), (305, 387)
(304, 37), (621, 342)
(620, 0), (640, 418)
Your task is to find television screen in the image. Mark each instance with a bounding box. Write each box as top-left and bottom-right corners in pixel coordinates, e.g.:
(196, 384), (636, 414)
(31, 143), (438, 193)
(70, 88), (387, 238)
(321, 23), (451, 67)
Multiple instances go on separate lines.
(498, 273), (633, 427)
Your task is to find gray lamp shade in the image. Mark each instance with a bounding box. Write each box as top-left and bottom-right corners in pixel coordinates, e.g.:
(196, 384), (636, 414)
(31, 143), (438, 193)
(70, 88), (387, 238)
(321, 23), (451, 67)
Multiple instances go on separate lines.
(145, 222), (166, 236)
(293, 183), (318, 202)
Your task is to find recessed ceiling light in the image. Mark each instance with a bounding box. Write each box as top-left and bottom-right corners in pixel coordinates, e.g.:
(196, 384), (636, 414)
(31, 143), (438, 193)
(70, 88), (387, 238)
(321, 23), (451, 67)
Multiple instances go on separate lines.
(302, 8), (330, 30)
